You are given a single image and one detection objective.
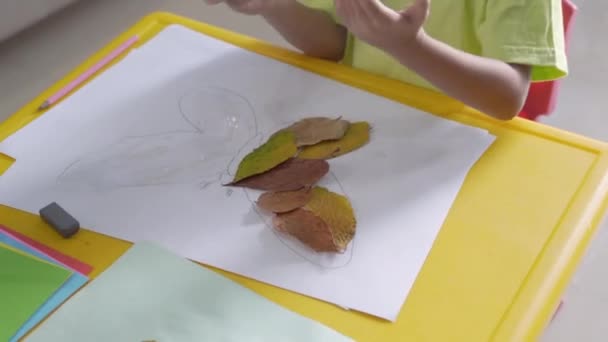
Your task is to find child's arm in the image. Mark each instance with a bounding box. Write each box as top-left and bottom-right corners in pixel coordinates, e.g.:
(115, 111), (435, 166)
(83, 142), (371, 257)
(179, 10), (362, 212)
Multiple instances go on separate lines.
(206, 0), (347, 61)
(263, 2), (347, 60)
(391, 31), (531, 121)
(336, 0), (531, 120)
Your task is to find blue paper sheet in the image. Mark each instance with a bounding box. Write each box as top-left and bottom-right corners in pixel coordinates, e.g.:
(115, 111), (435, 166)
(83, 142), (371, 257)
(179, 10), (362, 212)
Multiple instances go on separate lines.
(0, 232), (88, 342)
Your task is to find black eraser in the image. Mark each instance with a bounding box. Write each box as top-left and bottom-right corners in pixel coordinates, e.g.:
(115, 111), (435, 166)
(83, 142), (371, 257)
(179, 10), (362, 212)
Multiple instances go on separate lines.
(39, 202), (80, 238)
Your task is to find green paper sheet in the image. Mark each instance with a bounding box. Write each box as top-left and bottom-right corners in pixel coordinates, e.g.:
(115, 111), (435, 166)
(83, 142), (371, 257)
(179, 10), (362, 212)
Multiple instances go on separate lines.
(27, 242), (352, 342)
(0, 243), (72, 341)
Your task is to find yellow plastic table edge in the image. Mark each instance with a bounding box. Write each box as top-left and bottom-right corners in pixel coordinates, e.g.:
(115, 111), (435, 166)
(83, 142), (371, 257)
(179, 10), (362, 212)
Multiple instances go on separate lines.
(1, 11), (608, 342)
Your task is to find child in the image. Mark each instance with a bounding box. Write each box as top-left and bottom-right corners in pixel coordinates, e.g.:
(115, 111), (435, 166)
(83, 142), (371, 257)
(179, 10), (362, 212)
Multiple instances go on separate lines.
(205, 0), (567, 120)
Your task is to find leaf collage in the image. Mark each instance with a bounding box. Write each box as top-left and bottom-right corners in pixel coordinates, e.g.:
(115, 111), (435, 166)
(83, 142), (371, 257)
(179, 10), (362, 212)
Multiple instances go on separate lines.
(227, 117), (370, 253)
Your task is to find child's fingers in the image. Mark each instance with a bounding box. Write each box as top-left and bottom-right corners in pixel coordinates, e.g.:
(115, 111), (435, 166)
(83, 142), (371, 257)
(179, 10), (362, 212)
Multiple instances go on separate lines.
(337, 0), (378, 33)
(349, 0), (369, 25)
(413, 0), (431, 15)
(400, 0), (430, 23)
(223, 0), (260, 13)
(335, 0), (354, 26)
(357, 0), (383, 17)
(239, 0), (265, 13)
(225, 0), (249, 7)
(357, 0), (397, 23)
(335, 0), (348, 19)
(334, 0), (345, 15)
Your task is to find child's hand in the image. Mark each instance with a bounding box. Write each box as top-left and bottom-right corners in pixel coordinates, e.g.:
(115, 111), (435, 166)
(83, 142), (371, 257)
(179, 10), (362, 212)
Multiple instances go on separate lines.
(205, 0), (287, 15)
(335, 0), (430, 52)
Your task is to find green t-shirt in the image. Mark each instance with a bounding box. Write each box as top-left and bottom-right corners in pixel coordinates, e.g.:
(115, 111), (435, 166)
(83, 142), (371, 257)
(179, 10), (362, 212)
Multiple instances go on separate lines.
(299, 0), (568, 90)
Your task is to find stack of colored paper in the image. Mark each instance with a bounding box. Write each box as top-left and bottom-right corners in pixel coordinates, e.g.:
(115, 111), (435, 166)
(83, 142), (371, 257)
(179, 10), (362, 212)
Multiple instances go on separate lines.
(0, 225), (92, 342)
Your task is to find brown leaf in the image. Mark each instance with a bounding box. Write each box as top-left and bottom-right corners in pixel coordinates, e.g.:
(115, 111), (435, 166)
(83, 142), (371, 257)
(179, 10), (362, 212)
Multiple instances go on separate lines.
(272, 187), (357, 253)
(256, 188), (313, 213)
(285, 117), (350, 147)
(272, 209), (338, 252)
(230, 158), (329, 192)
(299, 121), (370, 160)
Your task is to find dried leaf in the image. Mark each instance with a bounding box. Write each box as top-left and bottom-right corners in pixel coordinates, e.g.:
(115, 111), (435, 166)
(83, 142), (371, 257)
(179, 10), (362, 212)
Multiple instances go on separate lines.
(273, 209), (337, 252)
(231, 158), (329, 192)
(256, 188), (313, 213)
(299, 121), (370, 160)
(272, 186), (357, 253)
(232, 130), (297, 183)
(285, 117), (350, 147)
(304, 187), (356, 252)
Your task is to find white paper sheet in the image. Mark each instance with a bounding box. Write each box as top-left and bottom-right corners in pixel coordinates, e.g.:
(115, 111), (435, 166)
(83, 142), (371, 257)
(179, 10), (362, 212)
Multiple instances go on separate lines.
(0, 25), (494, 320)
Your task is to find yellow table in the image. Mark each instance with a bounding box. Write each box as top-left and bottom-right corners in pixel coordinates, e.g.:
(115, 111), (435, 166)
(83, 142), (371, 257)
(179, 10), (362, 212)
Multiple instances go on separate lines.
(2, 12), (608, 342)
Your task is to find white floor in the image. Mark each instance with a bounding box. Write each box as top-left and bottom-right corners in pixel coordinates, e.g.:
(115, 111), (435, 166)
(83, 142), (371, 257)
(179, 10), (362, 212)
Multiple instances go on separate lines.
(0, 0), (606, 340)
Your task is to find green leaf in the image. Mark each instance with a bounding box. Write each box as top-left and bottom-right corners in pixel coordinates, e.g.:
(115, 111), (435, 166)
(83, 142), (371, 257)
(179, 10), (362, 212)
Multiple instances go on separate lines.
(232, 130), (297, 183)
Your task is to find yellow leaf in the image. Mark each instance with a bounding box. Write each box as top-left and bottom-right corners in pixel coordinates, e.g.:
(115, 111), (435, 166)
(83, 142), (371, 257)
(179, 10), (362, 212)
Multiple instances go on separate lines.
(298, 121), (370, 160)
(273, 187), (357, 253)
(304, 186), (356, 252)
(232, 130), (297, 183)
